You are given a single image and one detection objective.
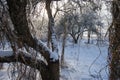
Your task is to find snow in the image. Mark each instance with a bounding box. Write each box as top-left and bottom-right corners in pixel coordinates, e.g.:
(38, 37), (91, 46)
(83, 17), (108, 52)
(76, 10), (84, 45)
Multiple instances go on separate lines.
(37, 39), (59, 61)
(0, 51), (13, 57)
(50, 51), (59, 61)
(50, 33), (59, 61)
(0, 65), (11, 80)
(60, 39), (108, 80)
(0, 38), (108, 80)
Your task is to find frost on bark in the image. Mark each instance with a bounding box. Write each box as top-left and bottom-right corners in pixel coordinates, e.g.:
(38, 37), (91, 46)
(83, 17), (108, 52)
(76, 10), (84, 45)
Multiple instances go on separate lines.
(109, 0), (120, 80)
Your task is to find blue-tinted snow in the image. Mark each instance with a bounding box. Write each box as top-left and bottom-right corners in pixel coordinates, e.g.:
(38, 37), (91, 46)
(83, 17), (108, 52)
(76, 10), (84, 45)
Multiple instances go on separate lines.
(60, 39), (108, 80)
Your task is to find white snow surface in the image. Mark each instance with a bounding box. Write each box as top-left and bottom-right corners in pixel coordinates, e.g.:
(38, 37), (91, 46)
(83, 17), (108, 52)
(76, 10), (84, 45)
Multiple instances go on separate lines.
(60, 39), (108, 80)
(0, 64), (12, 80)
(0, 51), (13, 57)
(37, 40), (59, 61)
(50, 51), (59, 61)
(0, 39), (108, 80)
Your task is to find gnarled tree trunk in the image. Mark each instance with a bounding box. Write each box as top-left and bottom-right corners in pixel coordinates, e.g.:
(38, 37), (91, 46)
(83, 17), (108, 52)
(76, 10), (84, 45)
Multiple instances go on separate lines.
(5, 0), (59, 80)
(109, 0), (120, 80)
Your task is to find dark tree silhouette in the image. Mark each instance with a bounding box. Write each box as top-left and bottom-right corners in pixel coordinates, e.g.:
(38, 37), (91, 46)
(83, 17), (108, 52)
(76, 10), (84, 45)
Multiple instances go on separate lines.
(109, 0), (120, 80)
(0, 0), (60, 80)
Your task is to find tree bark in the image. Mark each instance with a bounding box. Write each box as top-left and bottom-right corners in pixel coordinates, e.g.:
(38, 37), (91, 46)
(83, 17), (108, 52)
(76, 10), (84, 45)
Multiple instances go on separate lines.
(6, 0), (59, 80)
(87, 30), (90, 44)
(109, 0), (120, 80)
(61, 22), (67, 66)
(45, 0), (59, 80)
(6, 0), (51, 62)
(74, 38), (78, 44)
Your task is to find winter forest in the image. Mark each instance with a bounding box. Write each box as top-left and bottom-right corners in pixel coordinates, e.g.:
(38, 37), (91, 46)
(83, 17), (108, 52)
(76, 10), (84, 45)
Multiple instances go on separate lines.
(0, 0), (120, 80)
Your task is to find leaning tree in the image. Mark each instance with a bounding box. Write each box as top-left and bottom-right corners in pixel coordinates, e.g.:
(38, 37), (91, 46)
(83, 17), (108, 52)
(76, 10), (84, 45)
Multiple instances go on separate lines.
(0, 0), (60, 80)
(109, 0), (120, 80)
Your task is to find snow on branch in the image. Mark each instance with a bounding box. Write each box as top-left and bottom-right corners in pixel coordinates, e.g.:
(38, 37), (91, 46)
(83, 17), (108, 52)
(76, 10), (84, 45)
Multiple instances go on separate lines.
(0, 51), (13, 57)
(34, 38), (59, 61)
(0, 50), (47, 72)
(45, 0), (59, 61)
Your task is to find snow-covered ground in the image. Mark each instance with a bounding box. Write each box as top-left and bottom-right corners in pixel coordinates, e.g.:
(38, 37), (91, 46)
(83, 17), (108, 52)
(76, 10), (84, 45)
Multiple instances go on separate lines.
(0, 63), (12, 80)
(60, 39), (109, 80)
(0, 38), (109, 80)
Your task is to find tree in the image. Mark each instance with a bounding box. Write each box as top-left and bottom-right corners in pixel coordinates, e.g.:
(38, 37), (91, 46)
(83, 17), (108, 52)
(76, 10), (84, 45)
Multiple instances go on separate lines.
(80, 11), (101, 44)
(45, 0), (59, 80)
(109, 0), (120, 80)
(0, 0), (60, 80)
(56, 13), (84, 44)
(55, 0), (103, 44)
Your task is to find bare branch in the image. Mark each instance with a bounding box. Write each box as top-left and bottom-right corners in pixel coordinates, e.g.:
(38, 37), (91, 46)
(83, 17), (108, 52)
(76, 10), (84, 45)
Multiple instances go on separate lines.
(0, 50), (49, 80)
(0, 51), (47, 71)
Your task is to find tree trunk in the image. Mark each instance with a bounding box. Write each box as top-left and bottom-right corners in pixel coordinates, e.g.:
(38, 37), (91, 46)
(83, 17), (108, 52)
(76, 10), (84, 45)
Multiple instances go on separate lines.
(45, 0), (59, 80)
(87, 30), (90, 44)
(109, 0), (120, 80)
(70, 34), (78, 44)
(61, 22), (67, 66)
(6, 0), (59, 80)
(47, 27), (51, 48)
(6, 0), (50, 80)
(74, 38), (78, 44)
(0, 63), (3, 69)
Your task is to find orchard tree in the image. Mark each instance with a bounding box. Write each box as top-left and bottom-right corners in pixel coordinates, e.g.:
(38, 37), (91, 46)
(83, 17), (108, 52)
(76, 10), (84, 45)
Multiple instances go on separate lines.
(80, 10), (102, 44)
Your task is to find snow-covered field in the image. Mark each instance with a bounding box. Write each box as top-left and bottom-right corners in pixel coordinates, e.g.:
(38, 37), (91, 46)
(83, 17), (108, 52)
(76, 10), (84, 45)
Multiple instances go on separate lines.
(0, 38), (109, 80)
(60, 39), (109, 80)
